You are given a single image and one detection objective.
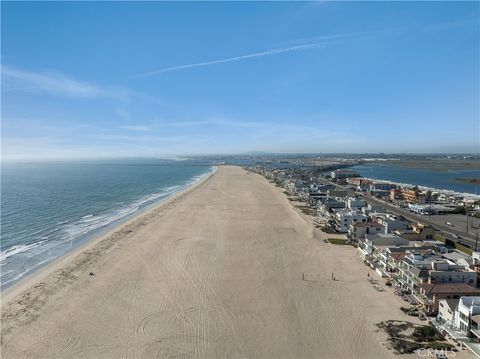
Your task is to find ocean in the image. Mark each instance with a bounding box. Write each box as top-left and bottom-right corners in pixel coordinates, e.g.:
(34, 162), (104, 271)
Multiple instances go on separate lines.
(1, 160), (213, 289)
(351, 163), (479, 195)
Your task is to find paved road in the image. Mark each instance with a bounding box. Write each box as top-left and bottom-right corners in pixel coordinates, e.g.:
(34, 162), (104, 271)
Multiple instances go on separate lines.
(362, 194), (478, 246)
(323, 179), (480, 249)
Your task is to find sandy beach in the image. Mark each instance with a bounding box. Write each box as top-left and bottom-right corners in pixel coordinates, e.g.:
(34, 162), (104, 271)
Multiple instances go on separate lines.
(0, 166), (451, 358)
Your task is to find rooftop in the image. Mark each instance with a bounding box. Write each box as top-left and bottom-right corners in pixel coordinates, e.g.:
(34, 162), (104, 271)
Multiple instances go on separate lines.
(472, 314), (480, 324)
(411, 267), (430, 278)
(389, 252), (408, 261)
(420, 283), (480, 295)
(351, 221), (385, 228)
(441, 298), (460, 311)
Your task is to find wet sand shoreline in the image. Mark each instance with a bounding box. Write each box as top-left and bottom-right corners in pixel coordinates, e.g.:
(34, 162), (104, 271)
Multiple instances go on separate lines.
(1, 166), (441, 358)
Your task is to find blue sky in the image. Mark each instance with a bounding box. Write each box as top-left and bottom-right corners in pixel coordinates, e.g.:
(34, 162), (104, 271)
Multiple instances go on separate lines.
(1, 1), (479, 159)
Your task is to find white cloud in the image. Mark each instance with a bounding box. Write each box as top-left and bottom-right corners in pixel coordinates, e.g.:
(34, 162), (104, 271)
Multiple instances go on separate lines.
(1, 65), (147, 109)
(166, 119), (265, 128)
(2, 66), (106, 98)
(121, 125), (151, 132)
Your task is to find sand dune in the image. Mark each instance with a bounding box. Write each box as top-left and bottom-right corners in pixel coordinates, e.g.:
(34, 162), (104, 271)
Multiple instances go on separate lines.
(1, 166), (440, 358)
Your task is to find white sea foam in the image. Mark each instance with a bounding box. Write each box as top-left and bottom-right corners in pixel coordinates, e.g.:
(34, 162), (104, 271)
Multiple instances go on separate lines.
(0, 240), (47, 262)
(1, 167), (215, 288)
(0, 257), (54, 287)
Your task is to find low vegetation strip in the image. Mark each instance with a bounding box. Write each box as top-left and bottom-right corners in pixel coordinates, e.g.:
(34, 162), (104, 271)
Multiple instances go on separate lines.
(327, 238), (348, 245)
(376, 320), (455, 354)
(435, 234), (473, 255)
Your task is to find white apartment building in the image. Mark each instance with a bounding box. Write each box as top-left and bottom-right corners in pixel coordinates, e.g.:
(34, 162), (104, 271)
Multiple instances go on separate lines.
(334, 210), (368, 233)
(456, 297), (480, 333)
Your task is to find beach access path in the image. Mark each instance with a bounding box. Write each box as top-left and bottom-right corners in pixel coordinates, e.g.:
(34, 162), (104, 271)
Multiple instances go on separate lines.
(0, 166), (454, 359)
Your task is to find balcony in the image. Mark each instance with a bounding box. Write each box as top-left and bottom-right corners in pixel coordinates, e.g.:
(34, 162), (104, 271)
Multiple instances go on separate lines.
(471, 329), (480, 340)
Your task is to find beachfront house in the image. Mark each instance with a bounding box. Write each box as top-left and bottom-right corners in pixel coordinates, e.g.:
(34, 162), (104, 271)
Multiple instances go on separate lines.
(398, 252), (442, 293)
(438, 298), (460, 326)
(455, 297), (480, 334)
(398, 252), (478, 296)
(359, 233), (409, 267)
(369, 243), (440, 279)
(376, 215), (409, 233)
(346, 197), (367, 210)
(348, 221), (386, 241)
(435, 297), (480, 357)
(417, 283), (480, 314)
(377, 247), (413, 278)
(334, 210), (368, 233)
(317, 198), (346, 218)
(437, 297), (480, 337)
(429, 260), (478, 287)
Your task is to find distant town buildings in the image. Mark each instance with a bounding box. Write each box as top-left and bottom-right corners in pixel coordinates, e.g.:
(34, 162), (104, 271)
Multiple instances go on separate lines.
(330, 169), (359, 179)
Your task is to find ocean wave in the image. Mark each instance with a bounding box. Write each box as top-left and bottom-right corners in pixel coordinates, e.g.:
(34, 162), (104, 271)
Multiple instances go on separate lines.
(0, 240), (47, 262)
(0, 256), (54, 287)
(0, 167), (214, 288)
(185, 166), (215, 186)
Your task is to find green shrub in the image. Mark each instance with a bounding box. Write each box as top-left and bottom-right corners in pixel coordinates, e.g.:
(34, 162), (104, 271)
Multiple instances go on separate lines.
(328, 238), (348, 245)
(412, 325), (443, 342)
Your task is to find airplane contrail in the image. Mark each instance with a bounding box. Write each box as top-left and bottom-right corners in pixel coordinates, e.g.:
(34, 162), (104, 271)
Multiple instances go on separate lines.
(134, 40), (336, 78)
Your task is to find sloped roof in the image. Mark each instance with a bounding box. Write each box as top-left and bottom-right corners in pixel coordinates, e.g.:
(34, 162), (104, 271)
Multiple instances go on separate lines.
(411, 266), (429, 278)
(420, 283), (480, 295)
(442, 298), (459, 311)
(390, 252), (408, 261)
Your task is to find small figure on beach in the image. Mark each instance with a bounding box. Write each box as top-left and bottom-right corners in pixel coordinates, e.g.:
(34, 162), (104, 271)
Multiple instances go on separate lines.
(368, 273), (370, 278)
(331, 272), (334, 280)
